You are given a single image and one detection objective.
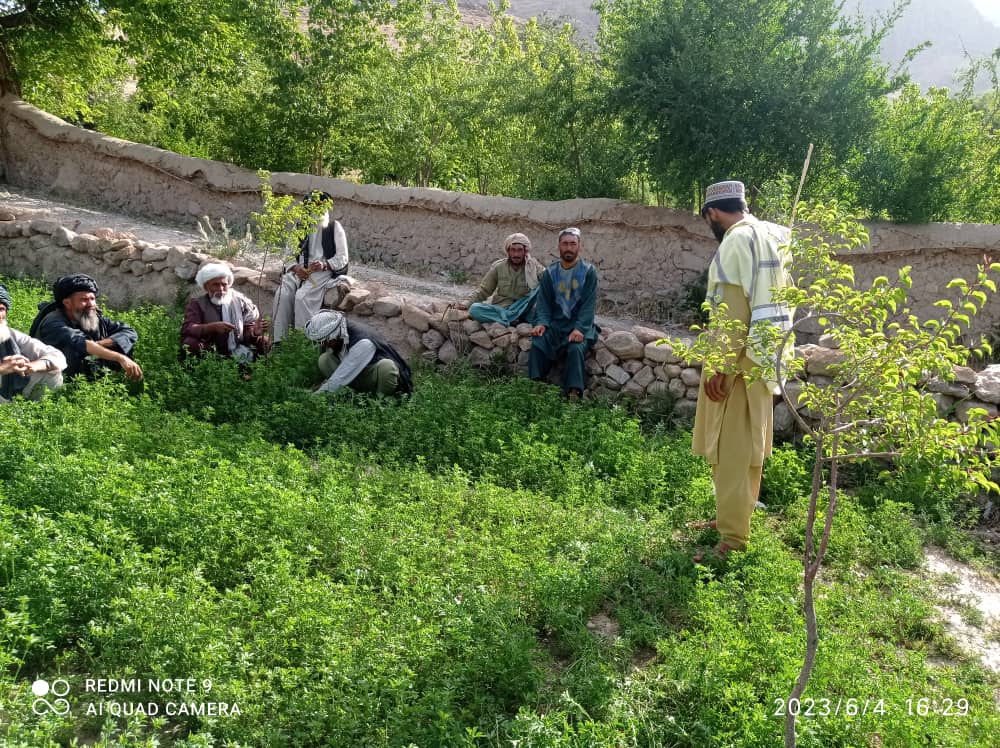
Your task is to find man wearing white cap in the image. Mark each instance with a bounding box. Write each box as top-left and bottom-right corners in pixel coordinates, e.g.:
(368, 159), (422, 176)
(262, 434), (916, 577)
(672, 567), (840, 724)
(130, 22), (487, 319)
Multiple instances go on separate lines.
(528, 227), (600, 398)
(459, 232), (545, 326)
(305, 310), (412, 396)
(691, 180), (794, 560)
(271, 191), (349, 343)
(181, 263), (271, 362)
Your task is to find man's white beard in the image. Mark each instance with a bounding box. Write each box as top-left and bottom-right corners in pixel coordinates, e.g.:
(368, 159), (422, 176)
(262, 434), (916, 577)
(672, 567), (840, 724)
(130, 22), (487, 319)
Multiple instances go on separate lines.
(209, 291), (233, 307)
(75, 309), (100, 334)
(0, 322), (10, 344)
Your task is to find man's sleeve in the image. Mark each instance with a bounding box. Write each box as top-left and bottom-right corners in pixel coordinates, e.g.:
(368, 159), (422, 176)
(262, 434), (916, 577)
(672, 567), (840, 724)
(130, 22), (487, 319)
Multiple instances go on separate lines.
(571, 266), (598, 336)
(180, 299), (206, 339)
(105, 320), (138, 355)
(37, 315), (88, 358)
(315, 339), (377, 394)
(12, 330), (67, 371)
(467, 263), (499, 305)
(240, 296), (261, 325)
(533, 270), (553, 327)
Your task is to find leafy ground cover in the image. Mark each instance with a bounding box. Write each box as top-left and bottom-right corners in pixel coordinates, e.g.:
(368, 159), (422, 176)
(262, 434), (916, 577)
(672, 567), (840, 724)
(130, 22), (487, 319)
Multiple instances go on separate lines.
(1, 276), (998, 746)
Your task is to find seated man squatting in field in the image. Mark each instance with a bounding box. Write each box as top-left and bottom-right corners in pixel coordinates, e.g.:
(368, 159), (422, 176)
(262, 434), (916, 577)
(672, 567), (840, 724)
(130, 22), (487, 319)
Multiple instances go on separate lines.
(0, 284), (66, 402)
(180, 263), (271, 363)
(305, 310), (413, 397)
(457, 232), (545, 325)
(30, 274), (143, 381)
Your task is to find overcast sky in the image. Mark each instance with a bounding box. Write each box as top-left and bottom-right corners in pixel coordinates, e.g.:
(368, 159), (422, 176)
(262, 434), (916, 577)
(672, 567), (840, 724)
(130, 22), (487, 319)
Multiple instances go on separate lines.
(970, 0), (1000, 27)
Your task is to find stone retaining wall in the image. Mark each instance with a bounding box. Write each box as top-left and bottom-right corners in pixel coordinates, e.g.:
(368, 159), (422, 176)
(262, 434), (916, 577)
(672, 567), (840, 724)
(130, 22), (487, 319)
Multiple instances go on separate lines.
(5, 205), (1000, 437)
(4, 96), (1000, 333)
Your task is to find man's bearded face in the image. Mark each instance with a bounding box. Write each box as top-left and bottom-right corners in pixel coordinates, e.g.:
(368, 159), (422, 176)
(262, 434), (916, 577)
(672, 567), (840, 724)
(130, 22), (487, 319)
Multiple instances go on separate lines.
(64, 292), (100, 333)
(506, 243), (527, 268)
(558, 235), (581, 265)
(204, 277), (232, 306)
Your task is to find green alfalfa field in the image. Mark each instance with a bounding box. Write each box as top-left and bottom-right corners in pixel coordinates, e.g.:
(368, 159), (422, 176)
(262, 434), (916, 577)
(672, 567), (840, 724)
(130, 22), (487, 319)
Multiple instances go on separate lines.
(1, 276), (998, 747)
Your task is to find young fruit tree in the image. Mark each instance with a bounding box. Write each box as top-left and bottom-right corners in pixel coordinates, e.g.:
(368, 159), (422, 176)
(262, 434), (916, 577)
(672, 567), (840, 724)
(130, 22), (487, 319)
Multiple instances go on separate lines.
(669, 200), (1000, 748)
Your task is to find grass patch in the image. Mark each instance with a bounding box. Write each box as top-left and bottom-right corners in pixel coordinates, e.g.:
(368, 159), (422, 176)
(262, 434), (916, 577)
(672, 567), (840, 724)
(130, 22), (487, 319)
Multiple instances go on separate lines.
(1, 275), (998, 746)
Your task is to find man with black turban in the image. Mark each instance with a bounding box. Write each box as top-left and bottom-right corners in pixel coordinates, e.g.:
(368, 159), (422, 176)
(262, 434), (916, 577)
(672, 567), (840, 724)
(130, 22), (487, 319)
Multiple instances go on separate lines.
(30, 274), (143, 380)
(1, 283), (66, 402)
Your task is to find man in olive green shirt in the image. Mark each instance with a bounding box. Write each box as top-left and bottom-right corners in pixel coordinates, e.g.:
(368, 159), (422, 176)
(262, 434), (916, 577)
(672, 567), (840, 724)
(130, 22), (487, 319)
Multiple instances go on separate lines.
(459, 233), (545, 326)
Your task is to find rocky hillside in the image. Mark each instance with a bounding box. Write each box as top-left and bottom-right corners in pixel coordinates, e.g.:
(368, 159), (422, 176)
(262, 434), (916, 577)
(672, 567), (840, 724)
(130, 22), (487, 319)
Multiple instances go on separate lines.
(455, 0), (999, 90)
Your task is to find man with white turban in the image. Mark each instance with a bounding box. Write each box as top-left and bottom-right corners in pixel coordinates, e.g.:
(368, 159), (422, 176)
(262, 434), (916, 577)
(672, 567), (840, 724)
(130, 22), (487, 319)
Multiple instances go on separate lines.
(30, 273), (142, 380)
(304, 310), (412, 396)
(181, 263), (271, 362)
(1, 283), (66, 402)
(458, 232), (545, 326)
(271, 191), (349, 343)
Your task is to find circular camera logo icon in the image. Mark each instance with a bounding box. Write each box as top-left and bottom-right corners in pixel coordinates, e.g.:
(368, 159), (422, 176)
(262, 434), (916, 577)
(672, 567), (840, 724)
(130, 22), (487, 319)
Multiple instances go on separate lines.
(31, 679), (71, 716)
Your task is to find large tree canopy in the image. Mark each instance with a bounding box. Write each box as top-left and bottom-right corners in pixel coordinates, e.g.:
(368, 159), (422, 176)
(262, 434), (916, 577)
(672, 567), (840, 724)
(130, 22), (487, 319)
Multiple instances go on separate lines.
(601, 0), (904, 206)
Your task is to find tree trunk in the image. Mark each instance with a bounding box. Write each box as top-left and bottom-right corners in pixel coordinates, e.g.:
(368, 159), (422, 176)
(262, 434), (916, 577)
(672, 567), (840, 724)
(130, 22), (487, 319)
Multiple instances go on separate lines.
(0, 42), (22, 97)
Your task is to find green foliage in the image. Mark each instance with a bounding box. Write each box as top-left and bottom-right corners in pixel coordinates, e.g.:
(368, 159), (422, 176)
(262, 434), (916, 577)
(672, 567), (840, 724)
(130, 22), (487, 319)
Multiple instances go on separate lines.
(2, 275), (1000, 747)
(853, 84), (1000, 223)
(602, 0), (899, 207)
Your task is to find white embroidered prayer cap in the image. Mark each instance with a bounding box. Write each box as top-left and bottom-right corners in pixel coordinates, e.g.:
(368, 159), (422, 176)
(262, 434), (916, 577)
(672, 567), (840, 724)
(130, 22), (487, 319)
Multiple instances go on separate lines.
(702, 180), (746, 209)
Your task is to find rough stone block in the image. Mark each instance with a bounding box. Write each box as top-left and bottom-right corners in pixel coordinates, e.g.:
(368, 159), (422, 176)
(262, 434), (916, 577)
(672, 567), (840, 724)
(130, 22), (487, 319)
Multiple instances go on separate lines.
(925, 379), (970, 398)
(353, 299), (375, 316)
(141, 246), (169, 262)
(29, 219), (60, 235)
(604, 330), (644, 359)
(128, 260), (149, 276)
(644, 340), (679, 364)
(518, 336), (533, 352)
(595, 348), (618, 368)
(468, 330), (494, 349)
(599, 375), (622, 391)
(468, 346), (495, 368)
(680, 367), (702, 387)
(515, 323), (533, 336)
(605, 364), (631, 387)
(646, 381), (670, 398)
(422, 329), (445, 350)
(150, 260), (170, 272)
(53, 226), (76, 247)
(631, 325), (666, 344)
(29, 234), (51, 249)
(632, 365), (656, 388)
(585, 359), (604, 375)
(685, 386), (700, 400)
(805, 347), (845, 377)
(623, 381), (646, 398)
(342, 288), (371, 311)
(175, 264), (198, 280)
(622, 360), (643, 374)
(438, 340), (459, 364)
(956, 399), (999, 422)
(167, 246), (191, 267)
(975, 365), (1000, 403)
(402, 303), (432, 332)
(373, 296), (403, 317)
(953, 365), (977, 385)
(485, 322), (507, 338)
(668, 378), (686, 399)
(462, 319), (483, 335)
(405, 328), (424, 352)
(492, 332), (512, 349)
(70, 234), (100, 254)
(443, 307), (469, 323)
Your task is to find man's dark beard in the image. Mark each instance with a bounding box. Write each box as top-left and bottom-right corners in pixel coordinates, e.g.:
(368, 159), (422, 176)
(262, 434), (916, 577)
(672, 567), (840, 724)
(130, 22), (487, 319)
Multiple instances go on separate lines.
(709, 218), (727, 242)
(560, 251), (578, 263)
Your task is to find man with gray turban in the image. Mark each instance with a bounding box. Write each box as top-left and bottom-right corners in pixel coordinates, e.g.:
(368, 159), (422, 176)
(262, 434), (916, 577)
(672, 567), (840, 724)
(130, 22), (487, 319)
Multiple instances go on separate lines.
(0, 283), (66, 402)
(181, 263), (271, 362)
(304, 310), (412, 396)
(30, 274), (142, 380)
(272, 191), (350, 343)
(458, 232), (545, 326)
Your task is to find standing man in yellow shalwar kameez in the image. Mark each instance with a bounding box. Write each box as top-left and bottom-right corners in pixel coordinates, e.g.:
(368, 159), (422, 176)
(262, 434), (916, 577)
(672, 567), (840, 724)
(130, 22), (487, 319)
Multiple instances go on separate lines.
(691, 180), (795, 560)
